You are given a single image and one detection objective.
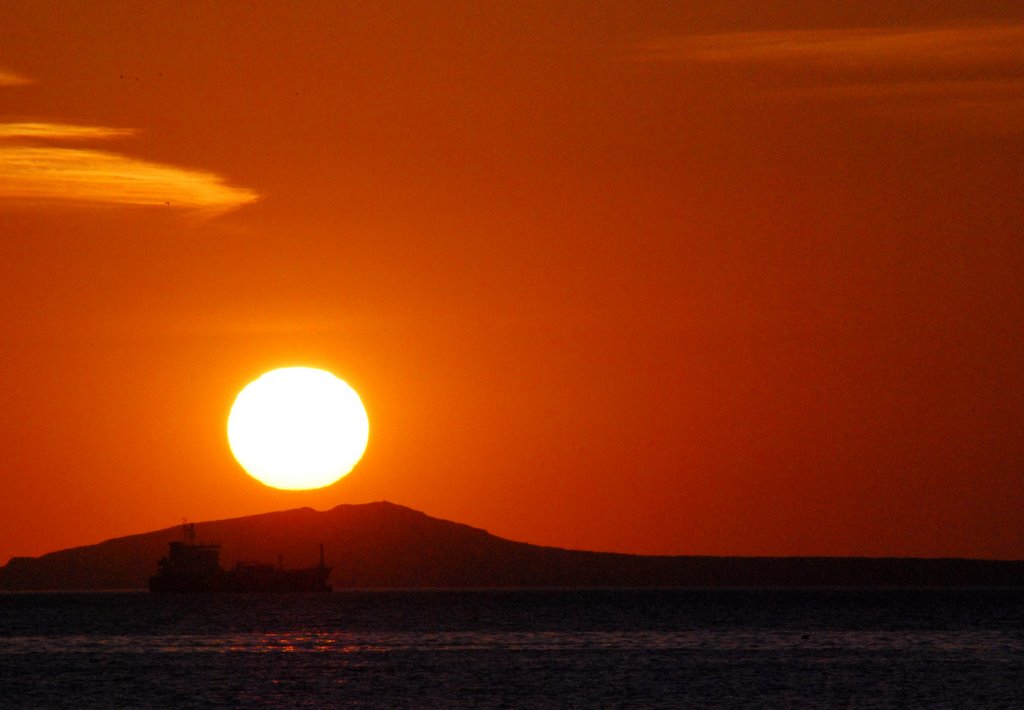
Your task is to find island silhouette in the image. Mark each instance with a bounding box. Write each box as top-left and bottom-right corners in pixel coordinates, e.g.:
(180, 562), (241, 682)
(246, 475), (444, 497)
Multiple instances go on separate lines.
(1, 502), (1021, 590)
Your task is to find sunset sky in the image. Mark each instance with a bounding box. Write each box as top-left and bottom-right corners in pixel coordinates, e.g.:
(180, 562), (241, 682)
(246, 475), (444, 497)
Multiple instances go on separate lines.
(2, 1), (1022, 563)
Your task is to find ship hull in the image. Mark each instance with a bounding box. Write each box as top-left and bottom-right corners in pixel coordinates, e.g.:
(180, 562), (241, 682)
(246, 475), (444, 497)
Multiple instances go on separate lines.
(149, 566), (332, 593)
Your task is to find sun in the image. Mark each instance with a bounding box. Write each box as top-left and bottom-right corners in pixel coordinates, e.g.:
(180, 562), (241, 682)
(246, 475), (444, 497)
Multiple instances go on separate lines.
(227, 367), (369, 490)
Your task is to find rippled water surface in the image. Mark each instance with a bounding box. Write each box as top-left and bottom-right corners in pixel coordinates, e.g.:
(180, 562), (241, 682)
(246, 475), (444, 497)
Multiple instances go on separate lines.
(1, 589), (1021, 707)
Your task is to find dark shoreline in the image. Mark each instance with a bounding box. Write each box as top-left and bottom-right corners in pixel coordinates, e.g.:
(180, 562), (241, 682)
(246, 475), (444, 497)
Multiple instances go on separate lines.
(3, 503), (1022, 591)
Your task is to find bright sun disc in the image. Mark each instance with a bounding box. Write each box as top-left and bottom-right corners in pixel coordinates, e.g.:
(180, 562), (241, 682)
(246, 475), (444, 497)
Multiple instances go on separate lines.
(227, 367), (369, 490)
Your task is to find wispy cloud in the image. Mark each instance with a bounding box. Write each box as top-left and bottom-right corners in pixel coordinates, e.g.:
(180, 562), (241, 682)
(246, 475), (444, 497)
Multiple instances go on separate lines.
(0, 122), (135, 140)
(638, 24), (1024, 69)
(0, 122), (257, 211)
(634, 23), (1024, 130)
(0, 68), (31, 86)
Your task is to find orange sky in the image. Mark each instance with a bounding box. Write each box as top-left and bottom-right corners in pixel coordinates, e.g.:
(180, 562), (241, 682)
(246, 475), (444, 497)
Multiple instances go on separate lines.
(1, 1), (1022, 563)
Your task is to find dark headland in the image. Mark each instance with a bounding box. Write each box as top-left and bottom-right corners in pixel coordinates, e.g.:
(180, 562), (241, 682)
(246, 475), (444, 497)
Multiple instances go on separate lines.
(1, 502), (1021, 590)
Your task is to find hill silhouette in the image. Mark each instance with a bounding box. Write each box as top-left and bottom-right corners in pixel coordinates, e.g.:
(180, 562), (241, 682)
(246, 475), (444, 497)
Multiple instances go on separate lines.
(1, 502), (1021, 590)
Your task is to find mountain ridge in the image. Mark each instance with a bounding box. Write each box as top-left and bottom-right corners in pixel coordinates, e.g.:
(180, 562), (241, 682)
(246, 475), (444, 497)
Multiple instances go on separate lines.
(2, 501), (1022, 590)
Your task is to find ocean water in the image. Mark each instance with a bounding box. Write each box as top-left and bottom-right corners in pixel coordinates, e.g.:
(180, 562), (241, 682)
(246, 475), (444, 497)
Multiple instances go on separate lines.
(1, 589), (1021, 708)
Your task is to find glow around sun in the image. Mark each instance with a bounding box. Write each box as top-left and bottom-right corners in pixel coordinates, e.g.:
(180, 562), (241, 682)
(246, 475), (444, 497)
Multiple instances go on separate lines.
(227, 367), (369, 490)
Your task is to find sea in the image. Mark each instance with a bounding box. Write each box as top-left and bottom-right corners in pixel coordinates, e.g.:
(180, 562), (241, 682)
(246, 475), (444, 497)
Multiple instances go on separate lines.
(1, 589), (1021, 708)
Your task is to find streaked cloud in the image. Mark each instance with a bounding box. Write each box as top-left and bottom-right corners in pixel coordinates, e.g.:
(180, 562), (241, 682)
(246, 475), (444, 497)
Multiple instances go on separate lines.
(0, 122), (257, 211)
(634, 23), (1024, 130)
(0, 122), (134, 140)
(638, 24), (1024, 69)
(0, 68), (31, 86)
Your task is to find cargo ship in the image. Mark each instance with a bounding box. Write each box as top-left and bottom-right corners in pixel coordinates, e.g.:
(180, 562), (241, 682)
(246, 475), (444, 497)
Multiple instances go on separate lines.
(149, 524), (332, 593)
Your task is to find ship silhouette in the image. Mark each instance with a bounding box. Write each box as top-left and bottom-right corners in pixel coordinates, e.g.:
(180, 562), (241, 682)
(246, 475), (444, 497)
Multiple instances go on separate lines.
(148, 523), (331, 593)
